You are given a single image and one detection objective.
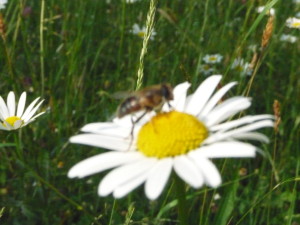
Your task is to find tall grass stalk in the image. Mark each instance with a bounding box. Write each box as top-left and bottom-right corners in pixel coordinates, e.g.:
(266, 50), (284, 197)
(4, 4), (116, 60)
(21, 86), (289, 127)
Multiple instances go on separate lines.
(135, 0), (158, 90)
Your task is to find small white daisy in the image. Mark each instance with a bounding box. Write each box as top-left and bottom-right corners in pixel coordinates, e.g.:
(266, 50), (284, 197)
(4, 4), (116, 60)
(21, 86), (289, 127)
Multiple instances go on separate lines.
(68, 75), (273, 200)
(0, 0), (7, 10)
(0, 91), (45, 130)
(231, 58), (253, 77)
(280, 34), (298, 43)
(203, 54), (223, 64)
(199, 64), (215, 76)
(126, 0), (142, 3)
(286, 17), (300, 29)
(131, 23), (156, 40)
(256, 6), (275, 16)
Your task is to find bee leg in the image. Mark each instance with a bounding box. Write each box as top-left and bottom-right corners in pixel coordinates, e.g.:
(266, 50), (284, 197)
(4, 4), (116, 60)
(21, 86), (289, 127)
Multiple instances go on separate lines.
(127, 110), (149, 151)
(167, 101), (173, 111)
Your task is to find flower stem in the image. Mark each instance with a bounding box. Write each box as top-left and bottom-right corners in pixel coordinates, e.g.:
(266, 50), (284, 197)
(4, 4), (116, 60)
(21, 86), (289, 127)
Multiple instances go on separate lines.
(39, 0), (45, 96)
(174, 175), (189, 225)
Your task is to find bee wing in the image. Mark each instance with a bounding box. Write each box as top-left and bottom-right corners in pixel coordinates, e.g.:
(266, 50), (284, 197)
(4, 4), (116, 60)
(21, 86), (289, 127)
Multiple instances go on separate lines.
(111, 91), (133, 100)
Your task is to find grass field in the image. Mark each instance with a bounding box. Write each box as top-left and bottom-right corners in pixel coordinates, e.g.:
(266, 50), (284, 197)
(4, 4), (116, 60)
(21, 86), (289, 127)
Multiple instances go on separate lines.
(0, 0), (299, 224)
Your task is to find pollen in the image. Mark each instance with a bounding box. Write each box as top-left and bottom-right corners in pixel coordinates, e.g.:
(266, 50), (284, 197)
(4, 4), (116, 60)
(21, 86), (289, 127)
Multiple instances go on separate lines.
(4, 116), (23, 127)
(137, 111), (208, 158)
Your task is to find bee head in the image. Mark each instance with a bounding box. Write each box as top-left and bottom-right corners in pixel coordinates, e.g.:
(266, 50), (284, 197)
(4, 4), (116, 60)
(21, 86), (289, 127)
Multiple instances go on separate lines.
(161, 84), (174, 101)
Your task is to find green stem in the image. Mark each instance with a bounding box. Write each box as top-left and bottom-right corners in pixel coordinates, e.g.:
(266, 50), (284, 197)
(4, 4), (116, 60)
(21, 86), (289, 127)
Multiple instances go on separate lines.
(40, 0), (45, 96)
(14, 130), (24, 161)
(174, 175), (188, 225)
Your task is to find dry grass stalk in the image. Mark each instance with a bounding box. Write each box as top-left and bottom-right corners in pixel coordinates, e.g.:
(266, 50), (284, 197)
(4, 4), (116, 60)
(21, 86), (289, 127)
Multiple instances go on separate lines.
(249, 52), (258, 70)
(261, 16), (274, 49)
(273, 99), (281, 133)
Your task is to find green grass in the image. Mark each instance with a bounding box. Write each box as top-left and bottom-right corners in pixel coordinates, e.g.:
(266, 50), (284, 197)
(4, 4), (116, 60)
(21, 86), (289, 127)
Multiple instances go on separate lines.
(0, 0), (299, 224)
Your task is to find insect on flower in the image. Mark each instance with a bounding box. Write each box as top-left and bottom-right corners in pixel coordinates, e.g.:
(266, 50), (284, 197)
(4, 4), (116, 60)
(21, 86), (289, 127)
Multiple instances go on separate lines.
(117, 84), (174, 135)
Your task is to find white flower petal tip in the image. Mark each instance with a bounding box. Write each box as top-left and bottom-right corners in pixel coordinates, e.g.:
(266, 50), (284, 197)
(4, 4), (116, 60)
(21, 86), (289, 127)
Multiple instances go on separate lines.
(169, 82), (191, 111)
(145, 159), (173, 200)
(0, 91), (44, 130)
(186, 75), (222, 115)
(68, 75), (273, 199)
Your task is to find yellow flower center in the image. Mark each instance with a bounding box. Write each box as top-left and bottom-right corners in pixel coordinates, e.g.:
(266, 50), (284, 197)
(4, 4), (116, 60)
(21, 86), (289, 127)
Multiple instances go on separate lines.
(292, 22), (300, 27)
(209, 56), (217, 61)
(137, 111), (208, 158)
(4, 116), (23, 127)
(137, 31), (145, 38)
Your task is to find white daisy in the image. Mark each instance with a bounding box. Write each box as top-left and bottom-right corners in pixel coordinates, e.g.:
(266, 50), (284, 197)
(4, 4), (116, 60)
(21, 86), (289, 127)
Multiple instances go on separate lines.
(256, 6), (275, 16)
(231, 58), (253, 77)
(126, 0), (142, 3)
(199, 64), (215, 76)
(0, 91), (45, 130)
(131, 23), (156, 40)
(0, 0), (7, 10)
(280, 34), (298, 43)
(203, 54), (223, 64)
(68, 75), (274, 200)
(286, 17), (300, 29)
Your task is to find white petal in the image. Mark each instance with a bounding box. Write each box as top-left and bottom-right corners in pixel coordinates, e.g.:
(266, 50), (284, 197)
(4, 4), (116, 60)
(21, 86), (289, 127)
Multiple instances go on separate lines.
(210, 115), (274, 132)
(204, 97), (251, 126)
(199, 82), (237, 118)
(81, 122), (131, 138)
(16, 92), (27, 117)
(185, 75), (222, 115)
(98, 158), (157, 196)
(21, 97), (41, 120)
(168, 82), (191, 112)
(13, 120), (23, 129)
(3, 121), (14, 130)
(189, 156), (221, 187)
(0, 123), (9, 130)
(189, 141), (256, 158)
(70, 134), (133, 151)
(0, 96), (9, 119)
(27, 111), (45, 122)
(205, 120), (274, 144)
(68, 151), (143, 178)
(231, 132), (269, 143)
(145, 158), (173, 200)
(113, 171), (149, 199)
(22, 100), (44, 122)
(7, 92), (16, 116)
(173, 155), (204, 188)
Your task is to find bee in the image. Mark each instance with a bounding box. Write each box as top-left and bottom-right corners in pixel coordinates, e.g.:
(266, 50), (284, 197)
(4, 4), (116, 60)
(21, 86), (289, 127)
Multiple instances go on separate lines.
(117, 83), (174, 120)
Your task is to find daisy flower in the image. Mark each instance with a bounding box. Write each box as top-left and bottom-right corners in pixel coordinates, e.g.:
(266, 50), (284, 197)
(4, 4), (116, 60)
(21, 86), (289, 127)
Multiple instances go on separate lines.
(68, 75), (274, 200)
(286, 17), (300, 29)
(280, 34), (298, 43)
(199, 64), (215, 76)
(0, 0), (7, 10)
(0, 91), (45, 130)
(131, 23), (156, 40)
(203, 54), (223, 64)
(231, 58), (253, 76)
(256, 6), (275, 16)
(126, 0), (142, 3)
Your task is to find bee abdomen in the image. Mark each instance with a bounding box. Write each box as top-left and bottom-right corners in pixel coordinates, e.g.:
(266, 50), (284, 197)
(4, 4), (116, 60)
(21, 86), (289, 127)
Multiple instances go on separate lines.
(117, 97), (142, 118)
